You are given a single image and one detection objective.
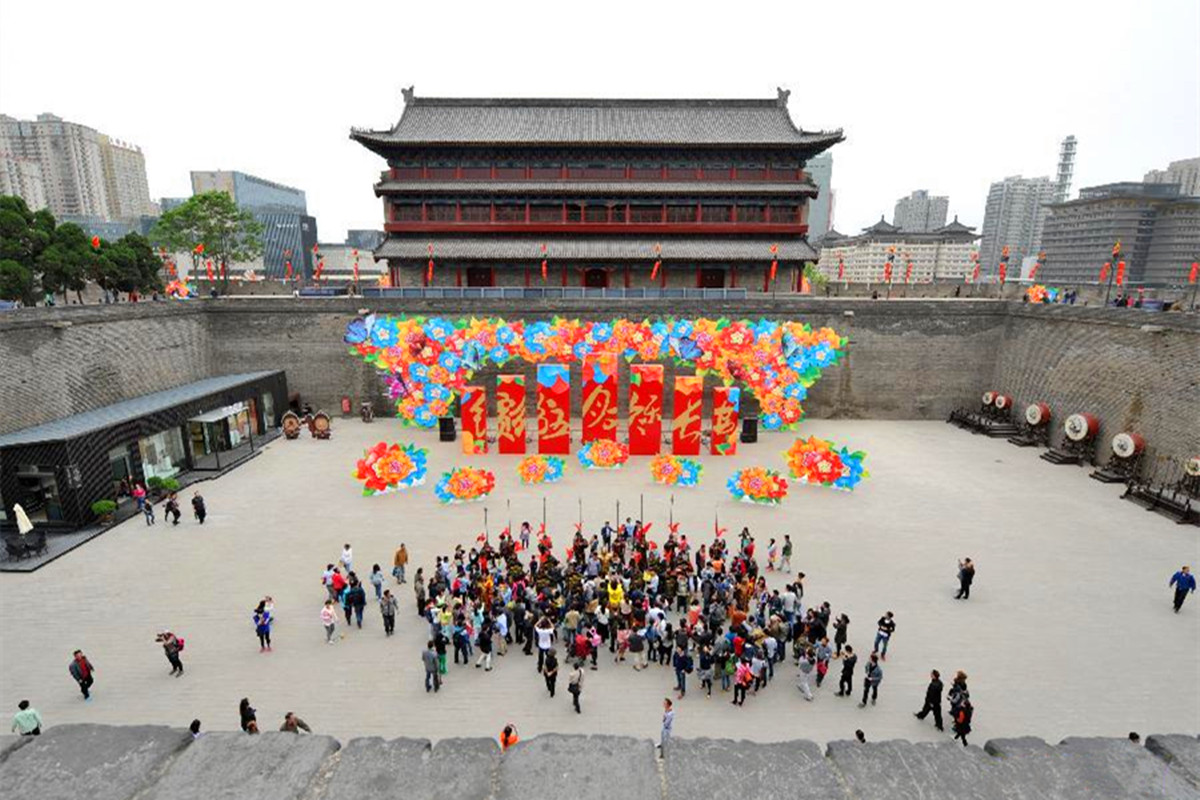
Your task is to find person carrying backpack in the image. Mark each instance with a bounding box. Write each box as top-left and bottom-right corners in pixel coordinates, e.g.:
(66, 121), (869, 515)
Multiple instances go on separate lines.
(157, 631), (184, 676)
(953, 699), (974, 746)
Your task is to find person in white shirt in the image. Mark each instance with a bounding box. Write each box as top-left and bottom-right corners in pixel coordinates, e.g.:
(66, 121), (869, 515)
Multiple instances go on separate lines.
(340, 544), (353, 573)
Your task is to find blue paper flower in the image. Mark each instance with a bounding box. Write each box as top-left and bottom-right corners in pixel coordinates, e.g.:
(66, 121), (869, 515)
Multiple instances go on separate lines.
(370, 323), (397, 348)
(591, 322), (613, 343)
(671, 320), (693, 338)
(812, 344), (835, 367)
(408, 363), (429, 383)
(573, 341), (592, 360)
(762, 413), (783, 430)
(490, 346), (511, 364)
(423, 318), (453, 342)
(438, 351), (462, 371)
(413, 406), (436, 427)
(784, 383), (808, 400)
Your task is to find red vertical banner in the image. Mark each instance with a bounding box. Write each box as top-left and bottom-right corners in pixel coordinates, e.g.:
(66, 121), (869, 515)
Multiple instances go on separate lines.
(710, 386), (740, 455)
(628, 364), (663, 455)
(496, 375), (526, 455)
(536, 364), (570, 454)
(581, 354), (618, 442)
(460, 385), (487, 455)
(672, 375), (703, 456)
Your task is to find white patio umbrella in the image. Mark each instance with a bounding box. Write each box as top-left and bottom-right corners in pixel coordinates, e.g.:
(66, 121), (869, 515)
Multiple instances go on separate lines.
(13, 503), (34, 536)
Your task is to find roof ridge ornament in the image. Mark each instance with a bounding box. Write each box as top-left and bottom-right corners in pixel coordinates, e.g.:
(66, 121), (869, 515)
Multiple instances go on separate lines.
(401, 85), (415, 105)
(776, 87), (791, 107)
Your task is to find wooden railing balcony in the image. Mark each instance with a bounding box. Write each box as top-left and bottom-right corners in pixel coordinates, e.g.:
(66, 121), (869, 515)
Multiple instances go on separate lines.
(384, 166), (810, 183)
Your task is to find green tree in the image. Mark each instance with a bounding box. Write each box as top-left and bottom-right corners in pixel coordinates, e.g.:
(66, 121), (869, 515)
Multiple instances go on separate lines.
(38, 222), (94, 303)
(803, 261), (828, 291)
(0, 194), (53, 274)
(150, 192), (263, 291)
(0, 258), (35, 304)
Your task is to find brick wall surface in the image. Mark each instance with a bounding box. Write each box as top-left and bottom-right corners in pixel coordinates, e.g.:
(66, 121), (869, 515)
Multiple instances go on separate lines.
(0, 304), (212, 435)
(992, 306), (1200, 468)
(3, 299), (1196, 466)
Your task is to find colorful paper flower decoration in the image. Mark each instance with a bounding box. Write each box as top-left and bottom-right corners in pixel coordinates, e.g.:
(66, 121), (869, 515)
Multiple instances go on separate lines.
(649, 454), (702, 487)
(434, 466), (495, 504)
(784, 436), (869, 491)
(578, 439), (630, 470)
(164, 279), (194, 299)
(344, 315), (846, 432)
(517, 455), (565, 485)
(727, 467), (788, 505)
(353, 441), (428, 496)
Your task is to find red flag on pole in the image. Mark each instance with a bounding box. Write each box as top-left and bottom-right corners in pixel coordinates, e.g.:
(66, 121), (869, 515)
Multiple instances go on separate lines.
(426, 243), (434, 285)
(998, 263), (1007, 284)
(205, 260), (214, 280)
(768, 243), (779, 283)
(540, 243), (548, 282)
(1115, 260), (1126, 286)
(1099, 262), (1111, 282)
(285, 260), (293, 280)
(1189, 261), (1199, 284)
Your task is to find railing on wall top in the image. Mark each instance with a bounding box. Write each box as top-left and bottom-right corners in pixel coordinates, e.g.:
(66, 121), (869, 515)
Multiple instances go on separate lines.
(360, 287), (750, 300)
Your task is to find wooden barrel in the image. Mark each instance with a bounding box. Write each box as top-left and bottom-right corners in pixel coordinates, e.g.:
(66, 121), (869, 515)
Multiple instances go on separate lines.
(981, 391), (996, 406)
(1185, 457), (1200, 477)
(1111, 432), (1146, 459)
(1024, 402), (1051, 426)
(1064, 412), (1100, 442)
(994, 394), (1013, 410)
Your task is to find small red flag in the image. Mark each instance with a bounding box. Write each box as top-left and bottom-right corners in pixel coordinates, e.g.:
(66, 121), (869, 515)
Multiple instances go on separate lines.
(650, 260), (661, 281)
(285, 260), (293, 280)
(314, 260), (325, 281)
(205, 260), (214, 280)
(668, 522), (680, 534)
(769, 260), (778, 282)
(476, 533), (486, 543)
(541, 259), (548, 281)
(1115, 260), (1126, 287)
(1189, 261), (1198, 284)
(1099, 262), (1111, 282)
(90, 235), (100, 249)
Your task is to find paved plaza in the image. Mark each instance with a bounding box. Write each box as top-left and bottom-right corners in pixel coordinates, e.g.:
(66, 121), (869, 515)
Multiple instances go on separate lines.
(1, 419), (1195, 744)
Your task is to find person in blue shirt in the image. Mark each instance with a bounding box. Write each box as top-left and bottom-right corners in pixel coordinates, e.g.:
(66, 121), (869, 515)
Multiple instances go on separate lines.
(1170, 566), (1195, 613)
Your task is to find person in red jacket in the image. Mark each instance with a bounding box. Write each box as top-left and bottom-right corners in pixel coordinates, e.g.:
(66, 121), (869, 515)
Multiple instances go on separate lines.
(68, 650), (95, 700)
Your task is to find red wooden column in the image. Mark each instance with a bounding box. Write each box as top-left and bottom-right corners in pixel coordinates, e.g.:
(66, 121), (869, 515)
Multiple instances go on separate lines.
(581, 354), (618, 442)
(536, 364), (570, 454)
(710, 386), (740, 455)
(671, 376), (703, 456)
(628, 364), (663, 455)
(460, 385), (487, 454)
(496, 375), (526, 455)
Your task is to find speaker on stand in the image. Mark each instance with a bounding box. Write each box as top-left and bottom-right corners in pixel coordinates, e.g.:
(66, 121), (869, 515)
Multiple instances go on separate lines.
(740, 417), (758, 444)
(438, 416), (457, 442)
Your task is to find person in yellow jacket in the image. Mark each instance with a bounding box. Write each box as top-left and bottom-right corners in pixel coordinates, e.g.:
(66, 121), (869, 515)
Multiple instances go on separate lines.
(392, 543), (409, 584)
(607, 579), (625, 610)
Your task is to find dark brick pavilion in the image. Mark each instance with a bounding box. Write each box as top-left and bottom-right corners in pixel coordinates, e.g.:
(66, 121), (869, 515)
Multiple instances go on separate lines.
(351, 87), (842, 291)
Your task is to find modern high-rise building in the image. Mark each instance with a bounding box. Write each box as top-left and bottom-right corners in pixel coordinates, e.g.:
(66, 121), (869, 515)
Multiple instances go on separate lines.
(189, 170), (317, 279)
(346, 229), (385, 250)
(1040, 182), (1200, 286)
(0, 113), (155, 220)
(1144, 157), (1200, 197)
(805, 153), (834, 238)
(979, 175), (1057, 276)
(1054, 135), (1077, 203)
(892, 190), (948, 232)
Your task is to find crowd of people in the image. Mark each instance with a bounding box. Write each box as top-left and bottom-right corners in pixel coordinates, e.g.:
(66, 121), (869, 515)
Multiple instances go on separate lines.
(409, 518), (977, 745)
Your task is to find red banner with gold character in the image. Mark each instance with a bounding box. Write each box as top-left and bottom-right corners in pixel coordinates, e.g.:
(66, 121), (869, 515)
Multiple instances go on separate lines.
(460, 385), (487, 454)
(711, 386), (740, 455)
(628, 364), (663, 455)
(582, 354), (618, 443)
(496, 375), (526, 455)
(672, 375), (703, 456)
(537, 364), (570, 454)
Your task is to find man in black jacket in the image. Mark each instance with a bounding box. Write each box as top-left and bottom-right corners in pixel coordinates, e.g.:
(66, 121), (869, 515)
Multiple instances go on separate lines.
(956, 558), (975, 600)
(835, 645), (857, 697)
(914, 669), (944, 730)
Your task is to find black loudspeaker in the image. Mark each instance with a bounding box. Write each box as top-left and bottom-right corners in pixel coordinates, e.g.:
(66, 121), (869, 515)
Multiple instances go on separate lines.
(740, 417), (758, 443)
(438, 416), (457, 442)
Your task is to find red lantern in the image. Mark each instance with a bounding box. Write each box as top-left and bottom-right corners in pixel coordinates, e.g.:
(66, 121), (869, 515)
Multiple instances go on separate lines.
(90, 235), (100, 249)
(998, 263), (1007, 284)
(837, 256), (844, 280)
(1115, 260), (1126, 286)
(1099, 262), (1111, 282)
(540, 243), (548, 282)
(1189, 261), (1199, 284)
(883, 262), (893, 283)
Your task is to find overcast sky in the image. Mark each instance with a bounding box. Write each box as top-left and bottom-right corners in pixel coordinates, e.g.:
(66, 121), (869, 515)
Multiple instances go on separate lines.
(2, 0), (1197, 241)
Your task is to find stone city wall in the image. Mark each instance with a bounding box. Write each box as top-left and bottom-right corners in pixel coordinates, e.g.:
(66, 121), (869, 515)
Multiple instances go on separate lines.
(1, 299), (1196, 464)
(0, 724), (1197, 800)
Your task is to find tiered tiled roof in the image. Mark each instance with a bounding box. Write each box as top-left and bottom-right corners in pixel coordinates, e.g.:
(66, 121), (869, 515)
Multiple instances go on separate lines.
(352, 89), (844, 151)
(376, 237), (817, 262)
(374, 180), (818, 197)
